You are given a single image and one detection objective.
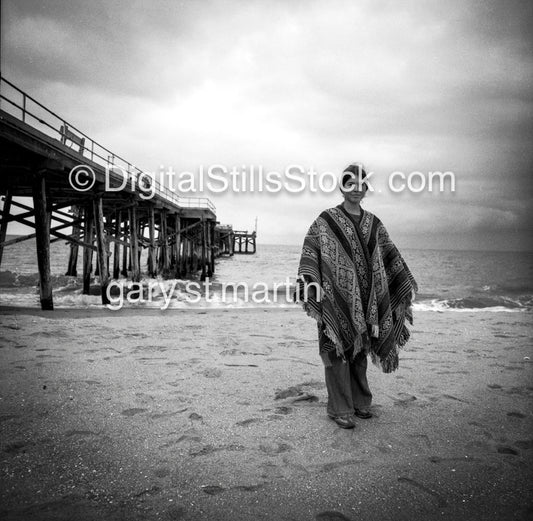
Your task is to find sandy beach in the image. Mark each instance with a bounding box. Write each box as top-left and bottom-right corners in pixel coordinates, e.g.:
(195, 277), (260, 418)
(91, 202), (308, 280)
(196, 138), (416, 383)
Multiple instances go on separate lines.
(0, 306), (531, 521)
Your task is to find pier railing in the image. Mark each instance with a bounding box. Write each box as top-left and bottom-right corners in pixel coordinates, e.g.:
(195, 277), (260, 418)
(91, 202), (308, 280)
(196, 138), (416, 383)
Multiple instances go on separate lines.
(0, 76), (215, 213)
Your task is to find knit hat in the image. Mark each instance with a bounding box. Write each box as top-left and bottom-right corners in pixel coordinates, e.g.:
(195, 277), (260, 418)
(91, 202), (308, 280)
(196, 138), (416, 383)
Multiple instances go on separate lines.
(341, 163), (367, 189)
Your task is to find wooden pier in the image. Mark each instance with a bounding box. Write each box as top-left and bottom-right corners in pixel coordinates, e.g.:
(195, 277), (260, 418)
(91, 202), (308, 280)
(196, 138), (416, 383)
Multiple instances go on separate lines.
(213, 225), (258, 255)
(0, 77), (221, 310)
(214, 224), (235, 256)
(233, 230), (257, 254)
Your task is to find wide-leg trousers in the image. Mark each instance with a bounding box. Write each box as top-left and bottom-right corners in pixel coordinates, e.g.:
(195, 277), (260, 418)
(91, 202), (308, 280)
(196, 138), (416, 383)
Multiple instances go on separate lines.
(319, 330), (372, 417)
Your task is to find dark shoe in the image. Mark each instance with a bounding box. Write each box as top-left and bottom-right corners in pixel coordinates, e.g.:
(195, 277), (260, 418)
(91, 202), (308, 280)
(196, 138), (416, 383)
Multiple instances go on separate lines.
(330, 415), (356, 429)
(354, 408), (373, 419)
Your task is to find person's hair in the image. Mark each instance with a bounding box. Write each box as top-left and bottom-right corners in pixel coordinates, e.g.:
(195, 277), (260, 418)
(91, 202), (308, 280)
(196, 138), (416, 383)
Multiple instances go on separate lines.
(341, 163), (367, 188)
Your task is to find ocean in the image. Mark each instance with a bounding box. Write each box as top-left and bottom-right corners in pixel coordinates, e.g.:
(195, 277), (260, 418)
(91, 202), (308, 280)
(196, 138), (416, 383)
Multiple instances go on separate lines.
(0, 237), (532, 312)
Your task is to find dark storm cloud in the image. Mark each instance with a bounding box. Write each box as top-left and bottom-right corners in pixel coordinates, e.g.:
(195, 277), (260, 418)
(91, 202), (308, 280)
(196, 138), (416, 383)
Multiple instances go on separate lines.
(2, 0), (206, 97)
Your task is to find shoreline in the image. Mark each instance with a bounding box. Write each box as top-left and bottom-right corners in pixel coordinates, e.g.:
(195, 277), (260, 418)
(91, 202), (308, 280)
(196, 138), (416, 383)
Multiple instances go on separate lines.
(1, 301), (531, 317)
(0, 305), (303, 320)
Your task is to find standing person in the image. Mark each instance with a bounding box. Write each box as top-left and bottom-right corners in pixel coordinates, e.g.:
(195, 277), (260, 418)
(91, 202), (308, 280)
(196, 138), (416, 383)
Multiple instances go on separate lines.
(296, 163), (417, 429)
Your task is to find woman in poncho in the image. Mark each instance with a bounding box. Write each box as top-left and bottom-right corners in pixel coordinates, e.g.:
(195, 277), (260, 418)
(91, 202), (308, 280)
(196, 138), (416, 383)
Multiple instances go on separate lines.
(296, 163), (417, 429)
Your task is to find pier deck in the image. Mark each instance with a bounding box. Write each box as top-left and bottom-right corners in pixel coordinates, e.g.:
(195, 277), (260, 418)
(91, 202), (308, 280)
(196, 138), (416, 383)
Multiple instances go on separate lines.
(0, 77), (220, 309)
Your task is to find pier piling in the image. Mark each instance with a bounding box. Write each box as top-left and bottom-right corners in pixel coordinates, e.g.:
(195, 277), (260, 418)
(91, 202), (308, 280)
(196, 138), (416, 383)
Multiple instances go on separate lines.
(0, 190), (12, 266)
(66, 205), (80, 276)
(32, 173), (53, 310)
(93, 196), (109, 304)
(82, 204), (94, 295)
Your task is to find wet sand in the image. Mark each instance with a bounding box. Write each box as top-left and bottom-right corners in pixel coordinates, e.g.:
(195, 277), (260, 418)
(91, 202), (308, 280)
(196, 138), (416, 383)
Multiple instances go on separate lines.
(0, 307), (532, 520)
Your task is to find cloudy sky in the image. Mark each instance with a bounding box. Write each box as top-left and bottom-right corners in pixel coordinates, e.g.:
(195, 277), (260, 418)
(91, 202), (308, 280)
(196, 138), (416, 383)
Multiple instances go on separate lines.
(2, 0), (532, 250)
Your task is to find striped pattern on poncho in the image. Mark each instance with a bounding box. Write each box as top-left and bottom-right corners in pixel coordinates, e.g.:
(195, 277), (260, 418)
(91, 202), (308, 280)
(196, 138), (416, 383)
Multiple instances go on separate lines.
(296, 205), (418, 373)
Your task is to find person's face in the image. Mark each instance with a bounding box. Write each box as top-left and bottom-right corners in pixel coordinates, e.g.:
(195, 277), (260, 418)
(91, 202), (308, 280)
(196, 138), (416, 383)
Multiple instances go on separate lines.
(341, 177), (367, 202)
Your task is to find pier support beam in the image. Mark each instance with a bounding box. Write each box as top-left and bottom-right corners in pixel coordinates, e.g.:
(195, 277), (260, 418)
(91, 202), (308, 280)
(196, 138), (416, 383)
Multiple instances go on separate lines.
(93, 196), (109, 305)
(130, 206), (140, 282)
(0, 190), (12, 268)
(158, 209), (169, 274)
(113, 211), (121, 279)
(148, 206), (156, 277)
(200, 218), (207, 281)
(233, 231), (256, 255)
(66, 205), (80, 276)
(83, 204), (94, 294)
(121, 217), (128, 277)
(32, 174), (53, 310)
(188, 237), (194, 275)
(209, 220), (215, 276)
(192, 236), (198, 274)
(174, 213), (181, 278)
(180, 236), (188, 277)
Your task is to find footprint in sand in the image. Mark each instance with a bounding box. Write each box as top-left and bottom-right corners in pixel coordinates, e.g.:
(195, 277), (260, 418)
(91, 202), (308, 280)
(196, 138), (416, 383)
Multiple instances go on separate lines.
(266, 414), (286, 421)
(236, 418), (263, 427)
(507, 386), (532, 396)
(151, 409), (188, 420)
(201, 485), (225, 495)
(274, 383), (322, 401)
(0, 414), (20, 423)
(233, 484), (264, 492)
(507, 411), (526, 418)
(259, 442), (292, 455)
(515, 440), (533, 450)
(191, 444), (245, 457)
(121, 408), (148, 417)
(218, 336), (240, 348)
(429, 455), (477, 463)
(441, 394), (468, 403)
(166, 505), (187, 520)
(465, 439), (493, 453)
(160, 429), (202, 448)
(220, 348), (243, 356)
(153, 466), (171, 478)
(3, 440), (28, 454)
(398, 477), (447, 507)
(392, 393), (419, 407)
(317, 459), (360, 473)
(64, 429), (98, 437)
(374, 443), (394, 454)
(409, 433), (432, 448)
(497, 445), (519, 455)
(175, 428), (202, 444)
(315, 510), (354, 520)
(200, 368), (222, 378)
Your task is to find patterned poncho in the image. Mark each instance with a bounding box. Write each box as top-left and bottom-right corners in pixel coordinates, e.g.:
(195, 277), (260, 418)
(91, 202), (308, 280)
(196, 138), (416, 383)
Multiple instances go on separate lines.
(296, 205), (418, 373)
